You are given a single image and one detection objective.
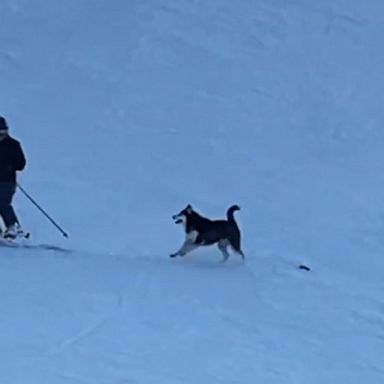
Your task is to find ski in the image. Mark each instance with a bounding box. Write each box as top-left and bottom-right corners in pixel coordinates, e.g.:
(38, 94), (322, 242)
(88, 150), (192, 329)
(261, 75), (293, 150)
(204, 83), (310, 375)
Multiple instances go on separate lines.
(0, 240), (71, 253)
(0, 234), (71, 253)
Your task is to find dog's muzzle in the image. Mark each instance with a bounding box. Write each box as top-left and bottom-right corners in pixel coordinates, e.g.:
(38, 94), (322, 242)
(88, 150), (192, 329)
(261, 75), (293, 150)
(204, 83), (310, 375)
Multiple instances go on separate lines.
(172, 214), (183, 224)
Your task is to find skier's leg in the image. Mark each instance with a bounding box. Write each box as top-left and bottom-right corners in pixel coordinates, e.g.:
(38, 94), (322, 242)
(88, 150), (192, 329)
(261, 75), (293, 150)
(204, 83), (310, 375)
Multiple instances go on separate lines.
(0, 183), (18, 229)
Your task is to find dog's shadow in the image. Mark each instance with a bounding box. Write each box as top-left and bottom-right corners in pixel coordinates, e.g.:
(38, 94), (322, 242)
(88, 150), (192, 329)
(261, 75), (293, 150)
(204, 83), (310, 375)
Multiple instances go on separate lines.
(174, 252), (245, 270)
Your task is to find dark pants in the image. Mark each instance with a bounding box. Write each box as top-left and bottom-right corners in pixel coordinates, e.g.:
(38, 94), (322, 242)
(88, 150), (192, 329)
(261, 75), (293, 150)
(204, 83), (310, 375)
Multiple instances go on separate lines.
(0, 182), (18, 229)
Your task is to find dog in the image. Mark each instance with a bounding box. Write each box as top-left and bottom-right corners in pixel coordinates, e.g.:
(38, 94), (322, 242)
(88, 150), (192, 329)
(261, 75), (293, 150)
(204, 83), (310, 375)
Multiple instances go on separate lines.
(170, 204), (245, 262)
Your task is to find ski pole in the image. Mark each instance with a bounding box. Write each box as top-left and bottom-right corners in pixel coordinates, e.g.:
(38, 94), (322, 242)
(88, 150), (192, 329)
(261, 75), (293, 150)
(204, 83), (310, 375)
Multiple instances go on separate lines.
(17, 182), (69, 238)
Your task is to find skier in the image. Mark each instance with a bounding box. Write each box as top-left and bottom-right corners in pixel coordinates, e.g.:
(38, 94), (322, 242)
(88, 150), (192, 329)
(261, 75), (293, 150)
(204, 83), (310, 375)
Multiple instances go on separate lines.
(0, 116), (26, 239)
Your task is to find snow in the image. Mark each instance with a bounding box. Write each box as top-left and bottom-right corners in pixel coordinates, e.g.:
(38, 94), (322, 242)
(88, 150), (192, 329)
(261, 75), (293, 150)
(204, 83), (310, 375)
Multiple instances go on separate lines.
(1, 0), (384, 382)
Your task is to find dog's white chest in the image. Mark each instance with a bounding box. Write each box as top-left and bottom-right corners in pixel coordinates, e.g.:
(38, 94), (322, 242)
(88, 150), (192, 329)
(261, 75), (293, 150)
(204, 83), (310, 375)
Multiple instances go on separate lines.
(186, 230), (198, 242)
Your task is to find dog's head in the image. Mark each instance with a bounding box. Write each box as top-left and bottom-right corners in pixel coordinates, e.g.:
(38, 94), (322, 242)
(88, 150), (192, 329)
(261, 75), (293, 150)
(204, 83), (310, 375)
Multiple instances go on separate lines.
(172, 204), (194, 225)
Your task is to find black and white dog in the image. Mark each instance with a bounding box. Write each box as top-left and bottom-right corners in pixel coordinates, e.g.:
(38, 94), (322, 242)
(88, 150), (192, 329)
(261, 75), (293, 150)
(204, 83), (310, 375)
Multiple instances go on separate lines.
(170, 204), (245, 261)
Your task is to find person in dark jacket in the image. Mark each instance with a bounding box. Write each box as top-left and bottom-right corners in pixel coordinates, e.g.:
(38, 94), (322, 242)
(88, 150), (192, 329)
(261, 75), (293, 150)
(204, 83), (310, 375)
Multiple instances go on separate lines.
(0, 116), (26, 239)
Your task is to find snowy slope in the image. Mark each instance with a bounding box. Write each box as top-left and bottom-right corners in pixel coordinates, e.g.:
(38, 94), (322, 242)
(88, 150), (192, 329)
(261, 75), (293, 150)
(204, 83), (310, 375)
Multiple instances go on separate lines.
(1, 0), (384, 382)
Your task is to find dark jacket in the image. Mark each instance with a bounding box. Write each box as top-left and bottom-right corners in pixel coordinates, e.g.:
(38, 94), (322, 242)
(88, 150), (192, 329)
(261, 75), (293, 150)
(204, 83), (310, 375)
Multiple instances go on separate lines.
(0, 136), (26, 183)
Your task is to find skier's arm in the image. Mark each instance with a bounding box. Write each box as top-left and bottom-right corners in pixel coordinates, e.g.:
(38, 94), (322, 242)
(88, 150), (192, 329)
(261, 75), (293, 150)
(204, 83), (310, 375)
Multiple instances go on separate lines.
(12, 142), (26, 171)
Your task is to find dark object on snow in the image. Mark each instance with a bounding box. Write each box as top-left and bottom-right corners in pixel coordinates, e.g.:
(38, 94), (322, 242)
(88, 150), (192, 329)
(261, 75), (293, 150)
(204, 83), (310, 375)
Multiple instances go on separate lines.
(299, 265), (311, 271)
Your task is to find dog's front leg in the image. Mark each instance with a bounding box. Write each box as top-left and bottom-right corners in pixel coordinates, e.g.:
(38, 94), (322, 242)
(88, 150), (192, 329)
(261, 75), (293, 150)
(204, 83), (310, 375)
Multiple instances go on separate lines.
(170, 239), (198, 258)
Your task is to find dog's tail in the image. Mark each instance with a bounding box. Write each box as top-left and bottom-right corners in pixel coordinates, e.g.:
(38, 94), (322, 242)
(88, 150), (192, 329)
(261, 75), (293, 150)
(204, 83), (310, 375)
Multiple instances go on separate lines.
(227, 205), (245, 259)
(226, 204), (241, 223)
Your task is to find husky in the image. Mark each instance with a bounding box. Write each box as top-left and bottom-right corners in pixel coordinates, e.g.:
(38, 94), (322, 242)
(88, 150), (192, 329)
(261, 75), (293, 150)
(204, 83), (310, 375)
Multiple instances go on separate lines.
(170, 204), (245, 262)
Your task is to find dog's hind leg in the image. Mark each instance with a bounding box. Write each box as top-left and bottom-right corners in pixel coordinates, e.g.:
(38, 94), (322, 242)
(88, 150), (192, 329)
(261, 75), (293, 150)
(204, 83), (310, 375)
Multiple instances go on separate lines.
(217, 239), (230, 262)
(170, 239), (199, 258)
(228, 232), (245, 260)
(236, 249), (245, 260)
(232, 246), (245, 260)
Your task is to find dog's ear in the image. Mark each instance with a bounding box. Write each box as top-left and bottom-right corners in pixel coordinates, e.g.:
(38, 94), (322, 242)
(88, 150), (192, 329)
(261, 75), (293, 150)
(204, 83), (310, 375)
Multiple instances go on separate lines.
(186, 204), (193, 213)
